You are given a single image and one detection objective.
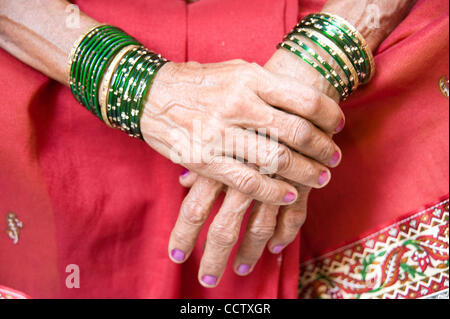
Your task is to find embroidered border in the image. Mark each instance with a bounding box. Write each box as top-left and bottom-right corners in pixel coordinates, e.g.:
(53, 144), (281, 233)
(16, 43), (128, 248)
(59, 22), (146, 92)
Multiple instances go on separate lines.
(299, 199), (449, 299)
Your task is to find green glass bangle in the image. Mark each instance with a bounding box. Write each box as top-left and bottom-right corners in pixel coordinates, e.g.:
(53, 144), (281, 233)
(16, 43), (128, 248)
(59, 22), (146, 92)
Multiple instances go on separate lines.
(81, 31), (123, 117)
(126, 56), (156, 137)
(124, 52), (162, 137)
(286, 35), (349, 97)
(134, 58), (167, 138)
(301, 17), (368, 82)
(279, 42), (345, 100)
(310, 13), (374, 82)
(130, 57), (163, 137)
(108, 48), (140, 127)
(82, 29), (136, 118)
(110, 49), (145, 131)
(314, 17), (371, 80)
(71, 27), (109, 107)
(298, 19), (365, 79)
(120, 52), (150, 134)
(119, 50), (149, 133)
(69, 25), (110, 104)
(299, 17), (363, 71)
(88, 35), (140, 119)
(292, 29), (357, 91)
(69, 24), (169, 138)
(77, 28), (118, 113)
(107, 47), (140, 126)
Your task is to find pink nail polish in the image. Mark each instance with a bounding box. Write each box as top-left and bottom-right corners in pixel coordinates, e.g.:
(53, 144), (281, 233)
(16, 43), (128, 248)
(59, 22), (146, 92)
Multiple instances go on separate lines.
(273, 245), (284, 254)
(318, 171), (329, 186)
(202, 275), (217, 286)
(283, 192), (296, 203)
(336, 118), (345, 133)
(180, 169), (189, 179)
(237, 264), (251, 275)
(171, 249), (185, 262)
(330, 151), (341, 166)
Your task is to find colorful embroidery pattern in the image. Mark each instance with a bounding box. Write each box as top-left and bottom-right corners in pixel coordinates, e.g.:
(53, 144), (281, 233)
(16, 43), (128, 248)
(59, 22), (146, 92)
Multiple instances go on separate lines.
(299, 199), (449, 299)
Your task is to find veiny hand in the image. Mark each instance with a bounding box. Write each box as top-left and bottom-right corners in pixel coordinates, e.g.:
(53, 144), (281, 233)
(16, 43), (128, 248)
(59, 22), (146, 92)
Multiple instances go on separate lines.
(165, 53), (344, 288)
(141, 60), (344, 205)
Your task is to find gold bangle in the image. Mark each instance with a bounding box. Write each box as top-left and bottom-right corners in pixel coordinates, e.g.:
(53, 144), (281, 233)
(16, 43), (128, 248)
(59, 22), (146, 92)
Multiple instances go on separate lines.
(322, 12), (375, 82)
(296, 27), (360, 91)
(66, 23), (107, 85)
(99, 44), (141, 128)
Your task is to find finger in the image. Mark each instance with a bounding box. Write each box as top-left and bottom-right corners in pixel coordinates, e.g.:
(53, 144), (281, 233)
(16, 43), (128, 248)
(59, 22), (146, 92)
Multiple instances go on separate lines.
(268, 186), (310, 254)
(233, 202), (279, 276)
(271, 108), (342, 167)
(224, 128), (332, 188)
(251, 64), (345, 134)
(189, 156), (298, 205)
(179, 169), (199, 188)
(168, 176), (223, 264)
(236, 96), (342, 168)
(198, 188), (253, 287)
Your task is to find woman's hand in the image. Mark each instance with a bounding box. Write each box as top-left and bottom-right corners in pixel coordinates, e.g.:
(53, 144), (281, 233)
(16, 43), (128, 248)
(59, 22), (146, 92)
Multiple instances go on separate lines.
(167, 0), (417, 287)
(167, 50), (343, 288)
(141, 60), (344, 205)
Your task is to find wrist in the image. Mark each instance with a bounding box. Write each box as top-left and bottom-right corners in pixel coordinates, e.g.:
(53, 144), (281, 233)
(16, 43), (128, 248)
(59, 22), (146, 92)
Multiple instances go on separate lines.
(322, 0), (416, 51)
(265, 49), (340, 102)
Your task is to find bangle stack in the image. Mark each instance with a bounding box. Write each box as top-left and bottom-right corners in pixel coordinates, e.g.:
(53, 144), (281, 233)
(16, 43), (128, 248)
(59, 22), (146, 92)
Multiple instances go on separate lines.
(68, 25), (168, 139)
(279, 13), (375, 100)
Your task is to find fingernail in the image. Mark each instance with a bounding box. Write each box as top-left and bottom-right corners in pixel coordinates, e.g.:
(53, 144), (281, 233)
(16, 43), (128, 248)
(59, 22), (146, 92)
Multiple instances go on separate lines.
(283, 192), (296, 203)
(180, 169), (189, 179)
(336, 118), (345, 133)
(273, 245), (284, 254)
(237, 264), (251, 275)
(202, 275), (217, 286)
(330, 151), (341, 166)
(171, 249), (185, 262)
(318, 171), (329, 186)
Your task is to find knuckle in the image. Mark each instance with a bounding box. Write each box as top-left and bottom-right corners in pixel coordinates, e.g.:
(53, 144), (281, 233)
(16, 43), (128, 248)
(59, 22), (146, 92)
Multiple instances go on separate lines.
(273, 146), (293, 174)
(230, 58), (246, 65)
(304, 89), (322, 110)
(318, 140), (336, 163)
(172, 228), (194, 247)
(248, 225), (275, 242)
(209, 226), (238, 247)
(289, 118), (313, 146)
(234, 171), (260, 196)
(284, 213), (307, 234)
(305, 92), (322, 116)
(300, 162), (318, 181)
(181, 200), (208, 226)
(235, 63), (257, 83)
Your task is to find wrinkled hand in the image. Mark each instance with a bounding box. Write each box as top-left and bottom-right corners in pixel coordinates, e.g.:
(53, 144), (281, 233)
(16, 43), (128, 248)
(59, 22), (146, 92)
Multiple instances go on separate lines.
(165, 53), (343, 288)
(141, 60), (343, 205)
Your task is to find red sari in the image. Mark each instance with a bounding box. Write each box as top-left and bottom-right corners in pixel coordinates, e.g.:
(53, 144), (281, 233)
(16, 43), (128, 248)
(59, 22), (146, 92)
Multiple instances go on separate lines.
(0, 0), (448, 299)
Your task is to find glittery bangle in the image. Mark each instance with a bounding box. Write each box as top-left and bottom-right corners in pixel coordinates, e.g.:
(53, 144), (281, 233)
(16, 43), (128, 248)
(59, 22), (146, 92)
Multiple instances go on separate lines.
(67, 24), (107, 85)
(286, 35), (349, 97)
(292, 28), (359, 91)
(302, 14), (374, 84)
(100, 44), (140, 127)
(68, 25), (168, 139)
(279, 42), (346, 99)
(319, 12), (375, 82)
(299, 18), (367, 82)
